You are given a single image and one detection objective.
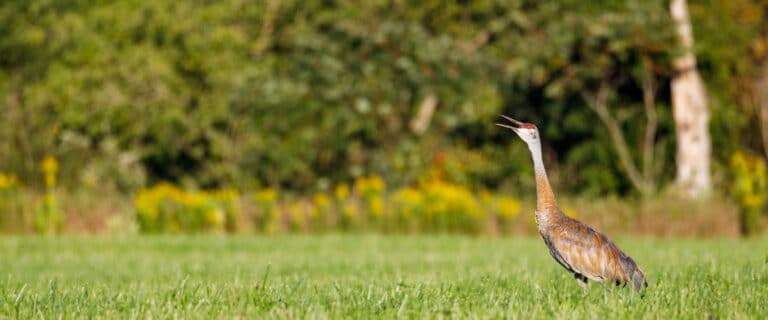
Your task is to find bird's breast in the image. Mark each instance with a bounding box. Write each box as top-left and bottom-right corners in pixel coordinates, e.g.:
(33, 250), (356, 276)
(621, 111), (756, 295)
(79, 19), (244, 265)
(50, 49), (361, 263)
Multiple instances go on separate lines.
(534, 210), (556, 230)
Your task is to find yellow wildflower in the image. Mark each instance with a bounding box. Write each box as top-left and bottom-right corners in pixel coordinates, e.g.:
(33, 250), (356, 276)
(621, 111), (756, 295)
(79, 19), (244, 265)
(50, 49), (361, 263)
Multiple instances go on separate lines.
(213, 188), (239, 202)
(394, 187), (423, 218)
(369, 196), (384, 217)
(270, 207), (281, 219)
(308, 205), (319, 218)
(480, 191), (493, 206)
(180, 192), (205, 207)
(342, 203), (357, 218)
(355, 175), (386, 197)
(743, 194), (764, 208)
(335, 183), (349, 201)
(42, 155), (58, 188)
(254, 188), (277, 204)
(394, 187), (422, 205)
(367, 175), (386, 193)
(289, 203), (305, 224)
(497, 196), (521, 219)
(313, 192), (331, 209)
(42, 155), (58, 174)
(205, 208), (225, 227)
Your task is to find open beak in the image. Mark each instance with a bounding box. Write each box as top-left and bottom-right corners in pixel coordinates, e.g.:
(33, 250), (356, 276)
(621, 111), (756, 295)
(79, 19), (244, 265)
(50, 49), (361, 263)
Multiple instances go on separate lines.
(495, 115), (524, 131)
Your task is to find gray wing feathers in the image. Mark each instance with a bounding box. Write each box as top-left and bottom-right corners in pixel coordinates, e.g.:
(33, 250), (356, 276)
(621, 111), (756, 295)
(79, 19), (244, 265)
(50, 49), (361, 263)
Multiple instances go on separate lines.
(542, 235), (575, 273)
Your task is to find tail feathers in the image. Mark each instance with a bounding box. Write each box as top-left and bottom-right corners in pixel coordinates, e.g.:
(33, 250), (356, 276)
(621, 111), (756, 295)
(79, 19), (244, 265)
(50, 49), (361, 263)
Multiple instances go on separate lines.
(618, 251), (647, 291)
(631, 268), (648, 291)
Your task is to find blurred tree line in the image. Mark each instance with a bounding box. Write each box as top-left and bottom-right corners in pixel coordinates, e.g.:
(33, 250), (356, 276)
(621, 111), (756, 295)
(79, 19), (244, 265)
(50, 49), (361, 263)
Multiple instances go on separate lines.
(0, 0), (766, 197)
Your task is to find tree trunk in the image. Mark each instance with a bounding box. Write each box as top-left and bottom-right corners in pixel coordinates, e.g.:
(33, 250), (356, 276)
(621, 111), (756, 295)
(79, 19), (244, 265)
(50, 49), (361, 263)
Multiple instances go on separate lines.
(670, 0), (712, 198)
(581, 81), (650, 195)
(410, 93), (438, 135)
(252, 0), (280, 57)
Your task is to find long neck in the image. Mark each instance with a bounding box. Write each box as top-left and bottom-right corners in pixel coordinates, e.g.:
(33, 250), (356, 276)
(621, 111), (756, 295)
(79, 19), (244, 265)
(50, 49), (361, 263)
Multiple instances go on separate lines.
(528, 139), (558, 213)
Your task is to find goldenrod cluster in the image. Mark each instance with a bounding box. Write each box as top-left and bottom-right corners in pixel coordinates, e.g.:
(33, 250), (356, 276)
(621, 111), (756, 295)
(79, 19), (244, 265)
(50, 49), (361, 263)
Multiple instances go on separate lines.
(132, 174), (525, 234)
(34, 155), (63, 234)
(134, 183), (239, 233)
(730, 152), (767, 234)
(0, 172), (19, 192)
(42, 155), (59, 188)
(0, 172), (21, 229)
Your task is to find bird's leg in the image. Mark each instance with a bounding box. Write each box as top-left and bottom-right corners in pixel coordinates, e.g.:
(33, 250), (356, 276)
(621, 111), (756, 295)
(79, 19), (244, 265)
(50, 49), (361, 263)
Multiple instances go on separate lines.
(574, 274), (588, 294)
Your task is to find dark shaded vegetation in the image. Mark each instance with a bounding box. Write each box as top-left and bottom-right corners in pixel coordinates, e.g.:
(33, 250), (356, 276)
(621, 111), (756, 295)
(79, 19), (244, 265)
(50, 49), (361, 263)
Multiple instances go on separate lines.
(2, 1), (768, 235)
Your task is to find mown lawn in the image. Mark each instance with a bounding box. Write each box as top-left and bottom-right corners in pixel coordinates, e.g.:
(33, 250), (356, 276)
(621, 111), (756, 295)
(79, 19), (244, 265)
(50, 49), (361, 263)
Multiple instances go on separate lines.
(0, 235), (766, 319)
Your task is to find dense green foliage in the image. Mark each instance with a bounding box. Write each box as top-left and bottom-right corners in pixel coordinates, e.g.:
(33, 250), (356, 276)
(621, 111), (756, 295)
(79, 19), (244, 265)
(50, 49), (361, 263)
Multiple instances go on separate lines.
(1, 235), (766, 318)
(0, 0), (764, 197)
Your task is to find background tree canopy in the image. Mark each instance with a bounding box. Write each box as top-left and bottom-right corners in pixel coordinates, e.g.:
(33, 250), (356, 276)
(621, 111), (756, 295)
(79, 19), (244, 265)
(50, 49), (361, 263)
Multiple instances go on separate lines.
(0, 0), (763, 196)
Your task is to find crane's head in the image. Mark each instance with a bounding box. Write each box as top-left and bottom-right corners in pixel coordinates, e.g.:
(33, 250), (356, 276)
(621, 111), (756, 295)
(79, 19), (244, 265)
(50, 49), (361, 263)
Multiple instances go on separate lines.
(495, 115), (539, 145)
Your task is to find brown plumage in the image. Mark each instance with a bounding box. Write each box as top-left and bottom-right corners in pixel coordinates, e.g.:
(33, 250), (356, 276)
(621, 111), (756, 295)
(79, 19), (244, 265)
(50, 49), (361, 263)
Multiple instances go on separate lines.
(497, 115), (647, 292)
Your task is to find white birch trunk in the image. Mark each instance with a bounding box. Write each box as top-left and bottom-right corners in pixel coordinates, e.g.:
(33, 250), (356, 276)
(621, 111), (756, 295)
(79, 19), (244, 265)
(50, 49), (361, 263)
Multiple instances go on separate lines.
(670, 0), (712, 197)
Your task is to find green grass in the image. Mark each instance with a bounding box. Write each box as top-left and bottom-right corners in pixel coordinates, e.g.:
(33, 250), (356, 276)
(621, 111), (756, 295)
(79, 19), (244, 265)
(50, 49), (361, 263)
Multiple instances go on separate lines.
(1, 235), (767, 319)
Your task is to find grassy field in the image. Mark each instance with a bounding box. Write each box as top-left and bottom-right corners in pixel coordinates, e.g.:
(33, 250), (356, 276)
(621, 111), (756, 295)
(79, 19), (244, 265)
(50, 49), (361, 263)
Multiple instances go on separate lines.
(0, 235), (767, 319)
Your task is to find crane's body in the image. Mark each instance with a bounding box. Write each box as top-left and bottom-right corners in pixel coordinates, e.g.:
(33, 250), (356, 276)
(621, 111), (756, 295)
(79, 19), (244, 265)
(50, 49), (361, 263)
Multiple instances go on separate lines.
(497, 115), (647, 291)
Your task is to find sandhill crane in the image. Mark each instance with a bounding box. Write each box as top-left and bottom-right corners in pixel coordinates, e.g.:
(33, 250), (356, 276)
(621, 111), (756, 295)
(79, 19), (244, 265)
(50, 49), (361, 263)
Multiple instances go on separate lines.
(496, 115), (647, 292)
